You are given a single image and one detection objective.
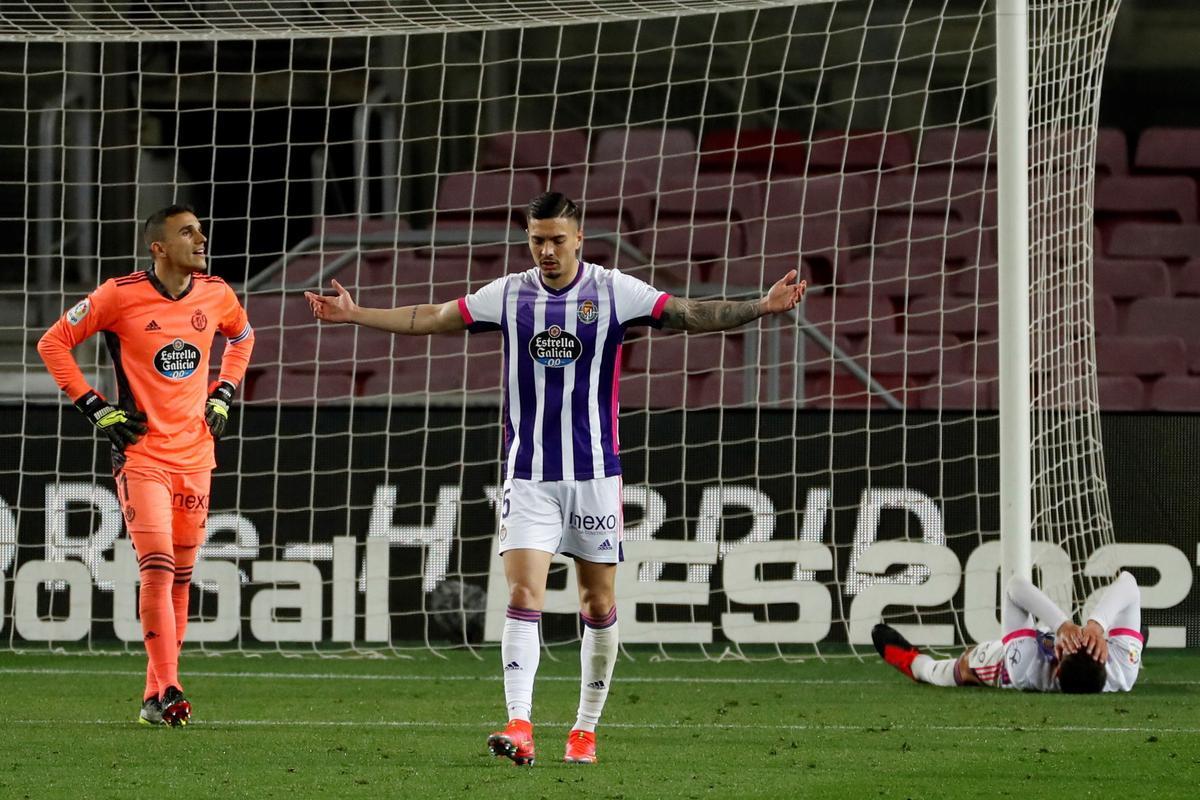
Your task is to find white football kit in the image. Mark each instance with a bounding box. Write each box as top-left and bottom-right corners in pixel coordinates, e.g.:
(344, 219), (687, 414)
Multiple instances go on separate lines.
(459, 262), (670, 561)
(968, 571), (1143, 692)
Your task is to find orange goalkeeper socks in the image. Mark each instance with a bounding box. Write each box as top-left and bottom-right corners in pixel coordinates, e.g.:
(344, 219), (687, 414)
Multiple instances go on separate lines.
(138, 550), (180, 692)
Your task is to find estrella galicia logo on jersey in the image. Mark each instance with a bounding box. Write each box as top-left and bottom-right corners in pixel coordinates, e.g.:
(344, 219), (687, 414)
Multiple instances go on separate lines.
(154, 338), (201, 380)
(66, 299), (90, 326)
(577, 299), (598, 324)
(191, 308), (208, 331)
(529, 325), (582, 368)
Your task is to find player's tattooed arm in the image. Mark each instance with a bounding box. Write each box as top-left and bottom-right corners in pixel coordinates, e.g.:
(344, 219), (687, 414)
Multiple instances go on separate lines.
(660, 270), (807, 332)
(660, 297), (763, 332)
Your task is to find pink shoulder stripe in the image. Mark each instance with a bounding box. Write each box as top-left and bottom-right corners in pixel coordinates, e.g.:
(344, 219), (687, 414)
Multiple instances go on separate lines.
(1002, 627), (1037, 644)
(1109, 627), (1144, 642)
(457, 296), (474, 325)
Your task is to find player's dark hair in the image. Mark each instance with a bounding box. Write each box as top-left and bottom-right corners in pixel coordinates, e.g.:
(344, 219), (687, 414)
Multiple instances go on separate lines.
(1058, 651), (1106, 694)
(143, 204), (197, 253)
(526, 192), (581, 226)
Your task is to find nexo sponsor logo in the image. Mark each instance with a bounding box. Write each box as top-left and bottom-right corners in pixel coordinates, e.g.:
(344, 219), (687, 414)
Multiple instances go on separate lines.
(570, 512), (617, 532)
(155, 338), (201, 380)
(529, 325), (582, 367)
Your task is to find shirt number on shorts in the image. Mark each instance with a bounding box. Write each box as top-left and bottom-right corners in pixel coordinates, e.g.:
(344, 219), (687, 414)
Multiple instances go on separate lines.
(501, 487), (511, 519)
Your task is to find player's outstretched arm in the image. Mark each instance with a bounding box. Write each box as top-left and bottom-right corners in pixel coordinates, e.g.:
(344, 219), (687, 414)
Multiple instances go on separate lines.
(660, 270), (807, 332)
(304, 279), (466, 335)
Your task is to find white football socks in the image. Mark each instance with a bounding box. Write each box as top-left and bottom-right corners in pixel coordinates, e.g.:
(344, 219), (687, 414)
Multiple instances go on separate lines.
(574, 607), (618, 733)
(502, 606), (542, 722)
(912, 654), (959, 687)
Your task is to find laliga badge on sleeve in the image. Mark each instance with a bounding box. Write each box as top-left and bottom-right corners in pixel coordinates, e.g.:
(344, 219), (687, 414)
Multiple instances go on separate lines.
(66, 298), (91, 326)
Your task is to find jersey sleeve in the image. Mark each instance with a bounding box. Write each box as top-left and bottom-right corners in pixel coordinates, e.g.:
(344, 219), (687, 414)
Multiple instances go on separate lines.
(36, 280), (121, 401)
(611, 269), (670, 327)
(1088, 571), (1141, 633)
(1003, 575), (1070, 636)
(216, 283), (254, 388)
(459, 276), (507, 333)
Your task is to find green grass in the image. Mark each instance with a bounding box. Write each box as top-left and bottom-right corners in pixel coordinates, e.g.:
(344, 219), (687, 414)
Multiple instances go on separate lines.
(1, 648), (1197, 799)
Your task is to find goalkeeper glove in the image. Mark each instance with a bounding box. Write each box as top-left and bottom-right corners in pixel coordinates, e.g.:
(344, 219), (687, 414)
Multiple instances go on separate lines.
(74, 390), (147, 451)
(205, 380), (236, 440)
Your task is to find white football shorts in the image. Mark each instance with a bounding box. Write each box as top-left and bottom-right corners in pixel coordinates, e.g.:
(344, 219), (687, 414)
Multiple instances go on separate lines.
(497, 476), (624, 564)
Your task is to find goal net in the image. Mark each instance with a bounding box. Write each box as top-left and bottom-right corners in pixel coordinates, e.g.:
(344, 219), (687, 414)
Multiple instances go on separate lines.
(0, 0), (1125, 657)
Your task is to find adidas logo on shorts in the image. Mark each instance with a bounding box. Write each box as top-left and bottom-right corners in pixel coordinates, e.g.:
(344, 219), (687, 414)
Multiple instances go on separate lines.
(598, 540), (612, 551)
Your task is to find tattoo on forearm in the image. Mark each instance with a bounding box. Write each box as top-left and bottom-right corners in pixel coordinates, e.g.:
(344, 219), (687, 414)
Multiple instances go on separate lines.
(409, 306), (418, 331)
(661, 299), (762, 332)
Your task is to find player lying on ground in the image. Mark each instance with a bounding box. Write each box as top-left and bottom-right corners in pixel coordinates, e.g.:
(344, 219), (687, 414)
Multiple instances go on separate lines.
(38, 204), (254, 726)
(307, 191), (806, 765)
(873, 571), (1142, 693)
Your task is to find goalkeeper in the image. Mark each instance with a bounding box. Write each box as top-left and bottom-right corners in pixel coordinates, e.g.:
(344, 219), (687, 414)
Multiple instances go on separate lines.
(873, 571), (1142, 693)
(37, 204), (254, 726)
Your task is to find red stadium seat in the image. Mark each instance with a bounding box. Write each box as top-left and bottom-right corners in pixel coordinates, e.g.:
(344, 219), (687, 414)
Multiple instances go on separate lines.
(808, 130), (915, 175)
(1093, 258), (1171, 301)
(1125, 298), (1200, 367)
(839, 256), (948, 300)
(592, 126), (698, 191)
(853, 333), (968, 377)
(915, 373), (999, 410)
(699, 128), (808, 175)
(1149, 375), (1200, 411)
(917, 128), (994, 173)
(874, 218), (995, 265)
(1094, 176), (1198, 247)
(1104, 222), (1200, 262)
(876, 171), (997, 226)
(907, 295), (998, 339)
(478, 129), (589, 176)
(1096, 375), (1145, 411)
(800, 293), (891, 340)
(435, 171), (545, 227)
(1174, 258), (1200, 297)
(552, 169), (654, 245)
(1134, 127), (1200, 172)
(1095, 128), (1129, 178)
(1096, 335), (1187, 377)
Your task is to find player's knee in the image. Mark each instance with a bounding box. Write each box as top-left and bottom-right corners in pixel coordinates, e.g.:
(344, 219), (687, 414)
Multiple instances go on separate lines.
(577, 590), (614, 620)
(507, 584), (542, 611)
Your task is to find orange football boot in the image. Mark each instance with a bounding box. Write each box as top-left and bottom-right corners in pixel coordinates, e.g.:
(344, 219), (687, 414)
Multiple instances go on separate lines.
(563, 729), (597, 764)
(488, 719), (535, 766)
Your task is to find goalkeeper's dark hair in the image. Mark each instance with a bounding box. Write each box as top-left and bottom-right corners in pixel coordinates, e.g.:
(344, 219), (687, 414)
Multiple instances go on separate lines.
(143, 204), (197, 253)
(526, 192), (581, 227)
(1058, 651), (1107, 694)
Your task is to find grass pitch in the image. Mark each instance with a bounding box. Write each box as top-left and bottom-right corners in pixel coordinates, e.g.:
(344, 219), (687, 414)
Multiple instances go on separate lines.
(1, 647), (1197, 799)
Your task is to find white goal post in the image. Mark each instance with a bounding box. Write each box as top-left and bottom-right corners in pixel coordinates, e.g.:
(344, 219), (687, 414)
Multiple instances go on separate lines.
(0, 0), (1132, 657)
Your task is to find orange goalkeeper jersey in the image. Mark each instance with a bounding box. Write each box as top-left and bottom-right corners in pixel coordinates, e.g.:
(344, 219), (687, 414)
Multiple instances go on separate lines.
(38, 268), (255, 472)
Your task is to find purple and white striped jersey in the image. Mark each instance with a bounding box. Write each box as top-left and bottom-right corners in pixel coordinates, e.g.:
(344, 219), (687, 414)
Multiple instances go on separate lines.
(457, 261), (670, 481)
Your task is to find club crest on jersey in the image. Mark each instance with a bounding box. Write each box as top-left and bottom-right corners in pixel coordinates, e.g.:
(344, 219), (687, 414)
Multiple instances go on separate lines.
(576, 299), (598, 324)
(155, 338), (201, 380)
(529, 324), (582, 368)
(191, 309), (208, 331)
(66, 299), (90, 326)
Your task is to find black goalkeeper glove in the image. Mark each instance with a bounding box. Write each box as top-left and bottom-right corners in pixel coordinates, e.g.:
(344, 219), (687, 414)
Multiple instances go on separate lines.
(74, 390), (147, 451)
(205, 380), (236, 440)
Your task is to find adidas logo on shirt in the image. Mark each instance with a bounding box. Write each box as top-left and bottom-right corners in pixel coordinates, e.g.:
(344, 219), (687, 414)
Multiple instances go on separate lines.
(586, 680), (606, 690)
(598, 540), (612, 551)
(144, 320), (161, 331)
(503, 661), (521, 671)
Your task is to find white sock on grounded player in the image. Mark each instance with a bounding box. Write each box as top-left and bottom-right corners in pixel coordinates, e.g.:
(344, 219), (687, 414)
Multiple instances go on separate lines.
(574, 605), (618, 733)
(502, 605), (542, 722)
(912, 654), (960, 687)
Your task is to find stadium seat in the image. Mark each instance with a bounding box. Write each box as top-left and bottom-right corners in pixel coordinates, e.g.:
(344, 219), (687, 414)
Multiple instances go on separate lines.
(1125, 297), (1200, 365)
(591, 126), (699, 191)
(948, 261), (998, 299)
(1149, 375), (1200, 411)
(478, 129), (590, 176)
(1095, 128), (1129, 177)
(1173, 257), (1200, 297)
(1104, 222), (1200, 262)
(435, 171), (545, 227)
(1096, 335), (1187, 377)
(1093, 258), (1171, 301)
(917, 127), (994, 173)
(621, 331), (742, 408)
(1094, 176), (1198, 247)
(803, 372), (915, 409)
(852, 333), (969, 377)
(1134, 127), (1200, 172)
(874, 218), (995, 265)
(1094, 294), (1119, 335)
(1096, 375), (1145, 411)
(807, 129), (915, 175)
(915, 373), (999, 410)
(552, 169), (655, 242)
(906, 295), (998, 339)
(698, 128), (808, 175)
(800, 293), (888, 339)
(757, 175), (874, 277)
(875, 171), (997, 226)
(839, 256), (948, 300)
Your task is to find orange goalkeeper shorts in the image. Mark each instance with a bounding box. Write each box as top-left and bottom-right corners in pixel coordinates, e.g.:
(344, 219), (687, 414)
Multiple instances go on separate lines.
(114, 465), (211, 548)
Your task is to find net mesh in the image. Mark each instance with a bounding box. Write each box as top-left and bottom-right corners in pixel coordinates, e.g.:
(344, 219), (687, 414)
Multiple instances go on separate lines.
(0, 0), (1124, 658)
